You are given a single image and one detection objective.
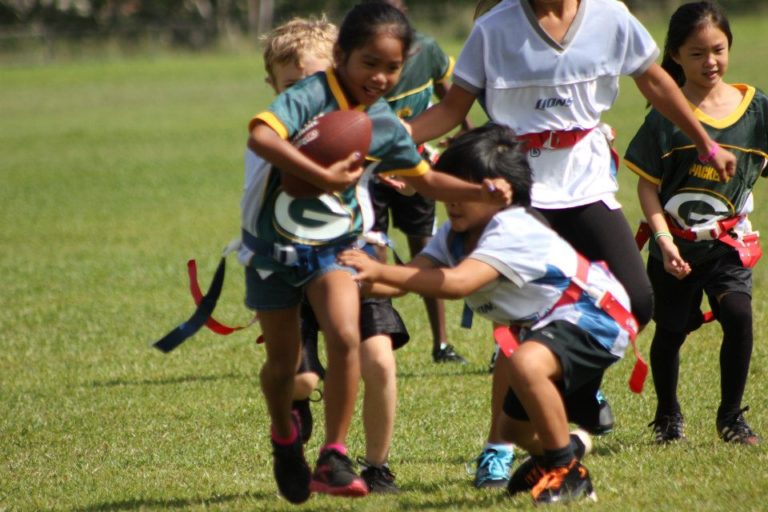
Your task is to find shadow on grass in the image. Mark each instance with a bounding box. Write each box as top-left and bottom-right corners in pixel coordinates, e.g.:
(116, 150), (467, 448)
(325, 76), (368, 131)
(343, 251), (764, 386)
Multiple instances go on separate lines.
(397, 366), (490, 379)
(394, 479), (511, 509)
(72, 491), (274, 512)
(87, 372), (249, 388)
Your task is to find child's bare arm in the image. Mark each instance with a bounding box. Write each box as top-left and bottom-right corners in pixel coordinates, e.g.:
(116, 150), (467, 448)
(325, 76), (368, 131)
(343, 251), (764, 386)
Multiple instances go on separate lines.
(338, 250), (499, 299)
(634, 63), (736, 182)
(248, 122), (364, 193)
(409, 84), (476, 145)
(400, 171), (511, 205)
(637, 177), (691, 279)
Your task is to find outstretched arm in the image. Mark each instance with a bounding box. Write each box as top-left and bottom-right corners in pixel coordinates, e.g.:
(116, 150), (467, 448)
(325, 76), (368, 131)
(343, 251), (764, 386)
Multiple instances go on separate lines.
(409, 83), (477, 145)
(434, 81), (474, 133)
(338, 250), (500, 299)
(401, 171), (511, 205)
(634, 63), (736, 182)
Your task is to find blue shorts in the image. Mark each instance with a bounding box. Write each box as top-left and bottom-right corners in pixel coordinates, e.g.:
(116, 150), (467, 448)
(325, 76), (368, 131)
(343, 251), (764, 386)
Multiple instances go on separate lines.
(244, 262), (356, 311)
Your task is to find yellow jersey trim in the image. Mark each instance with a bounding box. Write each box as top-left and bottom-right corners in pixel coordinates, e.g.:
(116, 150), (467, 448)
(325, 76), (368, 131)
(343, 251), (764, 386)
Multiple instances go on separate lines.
(624, 159), (661, 185)
(387, 81), (435, 103)
(691, 84), (755, 129)
(250, 111), (289, 140)
(379, 159), (431, 178)
(437, 56), (455, 84)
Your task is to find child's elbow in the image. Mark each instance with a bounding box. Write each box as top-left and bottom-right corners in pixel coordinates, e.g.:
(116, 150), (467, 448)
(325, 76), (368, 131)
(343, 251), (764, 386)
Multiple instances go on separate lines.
(441, 281), (469, 300)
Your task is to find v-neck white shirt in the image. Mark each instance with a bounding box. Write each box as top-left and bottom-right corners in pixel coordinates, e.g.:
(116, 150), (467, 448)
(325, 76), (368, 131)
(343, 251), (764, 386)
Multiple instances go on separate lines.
(454, 0), (659, 209)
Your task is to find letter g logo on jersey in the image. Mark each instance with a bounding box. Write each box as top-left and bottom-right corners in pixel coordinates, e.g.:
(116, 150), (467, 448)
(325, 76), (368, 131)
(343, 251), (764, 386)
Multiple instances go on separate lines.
(665, 191), (732, 229)
(273, 192), (353, 243)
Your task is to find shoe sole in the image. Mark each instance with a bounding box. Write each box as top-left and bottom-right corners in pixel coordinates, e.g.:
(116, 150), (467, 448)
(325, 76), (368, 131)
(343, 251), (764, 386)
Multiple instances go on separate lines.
(310, 479), (369, 497)
(475, 478), (509, 489)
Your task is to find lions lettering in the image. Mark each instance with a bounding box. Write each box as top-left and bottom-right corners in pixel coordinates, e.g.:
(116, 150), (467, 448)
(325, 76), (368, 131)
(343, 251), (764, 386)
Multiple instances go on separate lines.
(535, 97), (574, 110)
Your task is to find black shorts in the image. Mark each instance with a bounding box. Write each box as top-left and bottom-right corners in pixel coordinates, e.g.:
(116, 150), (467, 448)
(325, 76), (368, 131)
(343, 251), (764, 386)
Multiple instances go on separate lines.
(502, 321), (619, 425)
(648, 251), (752, 333)
(370, 180), (437, 237)
(297, 296), (410, 378)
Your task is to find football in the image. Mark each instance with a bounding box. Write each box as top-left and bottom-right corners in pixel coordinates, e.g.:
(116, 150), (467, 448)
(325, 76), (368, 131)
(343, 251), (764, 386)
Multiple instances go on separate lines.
(281, 110), (372, 198)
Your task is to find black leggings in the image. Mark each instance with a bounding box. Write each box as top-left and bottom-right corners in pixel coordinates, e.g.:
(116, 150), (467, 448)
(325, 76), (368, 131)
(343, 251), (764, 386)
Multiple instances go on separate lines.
(537, 201), (654, 327)
(650, 292), (752, 419)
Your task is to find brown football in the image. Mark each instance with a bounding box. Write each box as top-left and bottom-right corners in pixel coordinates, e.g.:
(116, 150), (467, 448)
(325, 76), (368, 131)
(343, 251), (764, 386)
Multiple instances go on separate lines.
(281, 110), (372, 198)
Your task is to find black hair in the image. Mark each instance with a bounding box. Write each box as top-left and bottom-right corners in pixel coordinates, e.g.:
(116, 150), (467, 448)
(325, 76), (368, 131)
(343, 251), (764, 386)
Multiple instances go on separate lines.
(337, 2), (413, 61)
(434, 124), (532, 207)
(662, 1), (732, 87)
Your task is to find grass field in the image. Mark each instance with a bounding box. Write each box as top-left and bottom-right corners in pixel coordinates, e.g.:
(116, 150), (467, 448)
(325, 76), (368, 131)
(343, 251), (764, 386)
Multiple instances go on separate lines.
(2, 12), (768, 512)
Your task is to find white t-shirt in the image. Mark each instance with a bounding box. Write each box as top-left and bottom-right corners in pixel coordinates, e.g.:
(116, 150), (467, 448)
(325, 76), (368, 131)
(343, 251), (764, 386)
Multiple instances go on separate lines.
(454, 0), (659, 209)
(421, 207), (632, 358)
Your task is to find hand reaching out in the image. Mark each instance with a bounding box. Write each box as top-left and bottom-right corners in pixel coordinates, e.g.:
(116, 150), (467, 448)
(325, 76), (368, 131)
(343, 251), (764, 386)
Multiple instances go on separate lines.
(657, 237), (691, 279)
(337, 249), (382, 282)
(481, 178), (512, 205)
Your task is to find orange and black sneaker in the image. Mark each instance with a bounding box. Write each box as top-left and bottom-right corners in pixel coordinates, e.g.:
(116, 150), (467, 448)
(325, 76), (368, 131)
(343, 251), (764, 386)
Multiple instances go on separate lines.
(530, 459), (597, 505)
(507, 456), (544, 496)
(508, 430), (592, 496)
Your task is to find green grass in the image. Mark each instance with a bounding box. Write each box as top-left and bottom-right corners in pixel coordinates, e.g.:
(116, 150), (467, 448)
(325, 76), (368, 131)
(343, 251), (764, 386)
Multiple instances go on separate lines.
(2, 13), (768, 512)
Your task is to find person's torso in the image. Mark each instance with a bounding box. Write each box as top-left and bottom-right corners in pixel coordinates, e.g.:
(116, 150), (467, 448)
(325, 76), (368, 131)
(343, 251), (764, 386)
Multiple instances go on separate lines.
(625, 84), (768, 263)
(242, 70), (425, 269)
(454, 0), (658, 209)
(423, 207), (631, 356)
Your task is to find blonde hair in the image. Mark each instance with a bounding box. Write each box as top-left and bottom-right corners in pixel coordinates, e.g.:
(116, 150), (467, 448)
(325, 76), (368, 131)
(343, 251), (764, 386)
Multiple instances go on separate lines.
(474, 0), (502, 20)
(261, 16), (338, 80)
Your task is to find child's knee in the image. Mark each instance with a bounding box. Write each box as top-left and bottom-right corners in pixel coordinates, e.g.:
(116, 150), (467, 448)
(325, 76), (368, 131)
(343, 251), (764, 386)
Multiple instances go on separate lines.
(361, 352), (395, 385)
(261, 359), (298, 383)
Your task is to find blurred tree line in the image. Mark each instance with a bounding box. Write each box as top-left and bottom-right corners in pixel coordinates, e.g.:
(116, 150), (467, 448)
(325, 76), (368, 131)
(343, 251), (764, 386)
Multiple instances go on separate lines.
(0, 0), (760, 49)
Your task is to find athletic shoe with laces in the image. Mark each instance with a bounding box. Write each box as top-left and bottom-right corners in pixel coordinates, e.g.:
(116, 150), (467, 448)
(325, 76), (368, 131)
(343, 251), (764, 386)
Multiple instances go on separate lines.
(648, 411), (686, 444)
(358, 458), (400, 493)
(507, 429), (591, 496)
(473, 445), (514, 488)
(432, 343), (468, 364)
(531, 459), (597, 504)
(310, 448), (369, 497)
(271, 414), (311, 504)
(291, 399), (313, 445)
(717, 406), (761, 446)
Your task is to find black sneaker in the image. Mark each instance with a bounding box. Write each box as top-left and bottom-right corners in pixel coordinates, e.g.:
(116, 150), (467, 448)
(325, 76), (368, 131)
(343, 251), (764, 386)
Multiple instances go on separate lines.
(433, 344), (468, 364)
(587, 390), (614, 435)
(292, 399), (313, 445)
(648, 411), (686, 444)
(717, 407), (760, 446)
(271, 414), (311, 504)
(506, 457), (543, 496)
(531, 459), (597, 504)
(358, 458), (400, 493)
(310, 448), (369, 497)
(507, 430), (591, 496)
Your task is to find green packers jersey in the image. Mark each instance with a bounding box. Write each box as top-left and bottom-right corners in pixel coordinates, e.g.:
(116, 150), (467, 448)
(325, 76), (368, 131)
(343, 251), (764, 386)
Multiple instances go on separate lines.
(242, 68), (429, 276)
(625, 84), (768, 264)
(386, 32), (454, 120)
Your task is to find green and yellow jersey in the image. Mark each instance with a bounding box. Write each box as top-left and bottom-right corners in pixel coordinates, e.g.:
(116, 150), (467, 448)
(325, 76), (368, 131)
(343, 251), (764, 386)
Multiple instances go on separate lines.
(625, 84), (768, 264)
